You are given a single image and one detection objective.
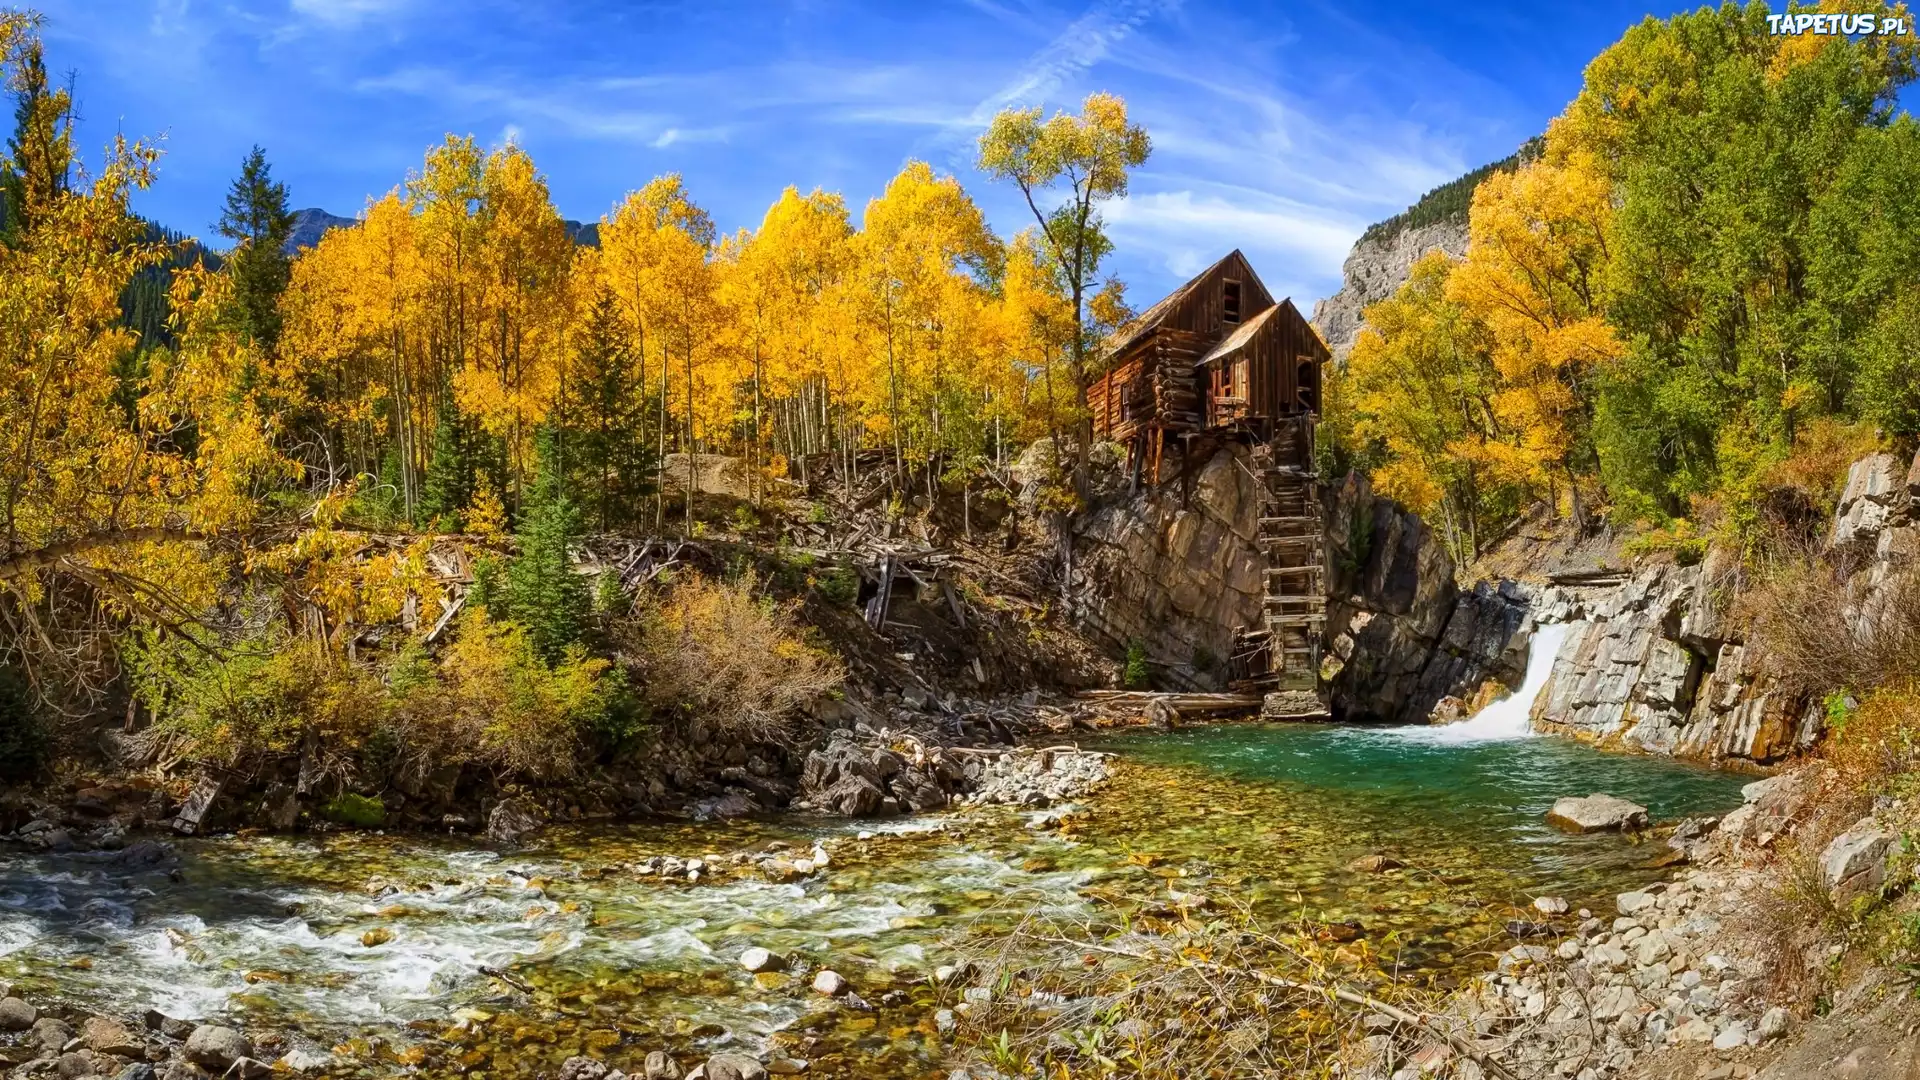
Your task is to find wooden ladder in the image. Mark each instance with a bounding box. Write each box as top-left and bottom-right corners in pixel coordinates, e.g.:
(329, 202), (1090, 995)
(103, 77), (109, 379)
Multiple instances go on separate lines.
(1234, 417), (1326, 692)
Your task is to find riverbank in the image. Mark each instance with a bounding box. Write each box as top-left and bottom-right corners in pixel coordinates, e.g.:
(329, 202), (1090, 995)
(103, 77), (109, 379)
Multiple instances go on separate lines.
(0, 720), (1756, 1080)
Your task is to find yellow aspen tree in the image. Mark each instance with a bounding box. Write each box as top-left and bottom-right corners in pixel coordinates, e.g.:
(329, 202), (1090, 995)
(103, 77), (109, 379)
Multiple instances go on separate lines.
(1445, 147), (1620, 524)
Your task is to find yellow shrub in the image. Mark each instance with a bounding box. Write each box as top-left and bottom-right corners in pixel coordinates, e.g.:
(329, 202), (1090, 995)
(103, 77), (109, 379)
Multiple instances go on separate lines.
(395, 609), (614, 781)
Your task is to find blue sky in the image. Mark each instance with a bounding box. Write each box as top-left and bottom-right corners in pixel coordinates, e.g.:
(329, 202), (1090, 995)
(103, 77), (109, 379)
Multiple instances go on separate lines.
(32, 0), (1701, 310)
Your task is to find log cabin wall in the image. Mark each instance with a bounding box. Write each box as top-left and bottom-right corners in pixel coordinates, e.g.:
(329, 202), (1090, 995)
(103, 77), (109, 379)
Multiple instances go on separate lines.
(1090, 250), (1328, 445)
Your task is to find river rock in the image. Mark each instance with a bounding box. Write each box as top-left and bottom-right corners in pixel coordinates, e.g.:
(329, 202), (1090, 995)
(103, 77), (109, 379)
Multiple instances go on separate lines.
(183, 1026), (252, 1069)
(486, 798), (546, 844)
(276, 1050), (333, 1074)
(109, 841), (177, 870)
(113, 1064), (154, 1080)
(811, 970), (848, 996)
(0, 996), (35, 1030)
(33, 1017), (75, 1051)
(81, 1018), (145, 1057)
(141, 1012), (193, 1040)
(225, 1058), (272, 1080)
(1546, 794), (1649, 833)
(644, 1051), (682, 1079)
(56, 1052), (95, 1078)
(1616, 890), (1656, 915)
(1532, 896), (1569, 915)
(560, 1057), (608, 1080)
(1348, 853), (1403, 873)
(737, 947), (781, 974)
(703, 1055), (766, 1080)
(763, 1058), (807, 1075)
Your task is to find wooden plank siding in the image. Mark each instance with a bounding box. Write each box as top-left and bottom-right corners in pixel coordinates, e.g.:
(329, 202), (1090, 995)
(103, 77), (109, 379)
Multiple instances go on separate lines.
(1089, 250), (1329, 448)
(1198, 299), (1328, 432)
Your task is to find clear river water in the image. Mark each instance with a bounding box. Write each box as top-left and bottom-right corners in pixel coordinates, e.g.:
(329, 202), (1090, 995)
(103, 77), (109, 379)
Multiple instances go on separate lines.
(0, 720), (1749, 1078)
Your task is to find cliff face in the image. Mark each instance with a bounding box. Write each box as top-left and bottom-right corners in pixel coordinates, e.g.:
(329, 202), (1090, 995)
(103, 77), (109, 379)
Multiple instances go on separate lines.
(1309, 220), (1468, 360)
(1061, 444), (1267, 691)
(1531, 450), (1920, 762)
(1322, 472), (1532, 722)
(1318, 449), (1918, 766)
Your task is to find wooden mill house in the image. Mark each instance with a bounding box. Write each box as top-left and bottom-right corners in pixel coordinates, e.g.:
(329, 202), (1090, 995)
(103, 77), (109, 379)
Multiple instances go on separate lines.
(1086, 251), (1331, 702)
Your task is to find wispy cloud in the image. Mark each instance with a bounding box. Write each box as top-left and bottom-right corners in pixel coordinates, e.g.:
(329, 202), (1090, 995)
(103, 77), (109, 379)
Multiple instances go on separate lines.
(288, 0), (409, 28)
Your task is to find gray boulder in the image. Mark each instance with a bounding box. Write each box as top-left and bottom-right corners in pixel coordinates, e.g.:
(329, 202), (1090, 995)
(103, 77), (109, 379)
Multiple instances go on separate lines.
(0, 996), (36, 1031)
(644, 1051), (682, 1080)
(703, 1055), (766, 1080)
(33, 1016), (75, 1051)
(1546, 794), (1650, 833)
(183, 1026), (252, 1070)
(1821, 822), (1897, 896)
(486, 798), (545, 845)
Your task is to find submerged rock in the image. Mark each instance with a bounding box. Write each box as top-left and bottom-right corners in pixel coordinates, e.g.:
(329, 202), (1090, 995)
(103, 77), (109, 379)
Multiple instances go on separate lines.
(1546, 794), (1649, 833)
(560, 1056), (609, 1080)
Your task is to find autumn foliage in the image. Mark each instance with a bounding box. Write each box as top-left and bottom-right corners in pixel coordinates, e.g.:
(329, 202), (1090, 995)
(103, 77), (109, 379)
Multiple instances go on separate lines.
(1331, 1), (1920, 559)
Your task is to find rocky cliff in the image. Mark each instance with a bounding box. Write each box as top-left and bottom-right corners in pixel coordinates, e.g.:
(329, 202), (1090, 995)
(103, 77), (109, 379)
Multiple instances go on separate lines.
(1322, 472), (1532, 721)
(1529, 450), (1920, 763)
(1059, 444), (1267, 690)
(1317, 448), (1918, 766)
(1310, 219), (1468, 360)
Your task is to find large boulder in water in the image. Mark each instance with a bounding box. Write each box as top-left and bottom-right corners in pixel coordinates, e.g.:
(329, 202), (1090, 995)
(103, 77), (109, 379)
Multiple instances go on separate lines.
(1546, 794), (1649, 833)
(486, 798), (545, 844)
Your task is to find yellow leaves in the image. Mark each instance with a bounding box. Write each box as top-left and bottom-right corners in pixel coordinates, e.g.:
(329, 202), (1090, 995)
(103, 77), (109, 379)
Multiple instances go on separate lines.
(467, 482), (508, 542)
(978, 92), (1150, 199)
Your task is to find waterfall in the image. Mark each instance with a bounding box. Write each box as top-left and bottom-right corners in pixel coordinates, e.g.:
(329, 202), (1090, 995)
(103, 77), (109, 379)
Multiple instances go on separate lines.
(1386, 621), (1578, 744)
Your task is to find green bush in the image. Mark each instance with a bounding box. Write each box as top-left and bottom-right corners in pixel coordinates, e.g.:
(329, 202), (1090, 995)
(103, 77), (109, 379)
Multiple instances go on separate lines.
(321, 793), (386, 828)
(815, 565), (859, 606)
(1124, 640), (1150, 690)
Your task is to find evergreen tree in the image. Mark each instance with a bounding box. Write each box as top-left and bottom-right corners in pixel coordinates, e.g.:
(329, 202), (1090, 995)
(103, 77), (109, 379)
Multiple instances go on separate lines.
(552, 287), (655, 531)
(0, 38), (73, 245)
(504, 433), (591, 662)
(419, 396), (509, 530)
(215, 146), (295, 348)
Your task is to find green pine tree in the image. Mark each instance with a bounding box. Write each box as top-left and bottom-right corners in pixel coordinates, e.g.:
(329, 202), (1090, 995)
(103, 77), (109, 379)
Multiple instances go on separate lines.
(215, 146), (295, 349)
(551, 287), (656, 531)
(0, 38), (73, 245)
(504, 433), (592, 662)
(419, 397), (509, 530)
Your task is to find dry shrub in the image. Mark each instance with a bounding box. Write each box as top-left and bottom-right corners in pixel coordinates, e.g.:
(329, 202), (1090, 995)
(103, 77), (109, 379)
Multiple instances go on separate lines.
(1740, 536), (1920, 698)
(1762, 418), (1885, 521)
(620, 572), (841, 744)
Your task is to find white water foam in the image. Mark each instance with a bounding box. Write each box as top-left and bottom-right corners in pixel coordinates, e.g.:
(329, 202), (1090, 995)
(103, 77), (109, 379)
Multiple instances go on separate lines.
(1384, 621), (1580, 744)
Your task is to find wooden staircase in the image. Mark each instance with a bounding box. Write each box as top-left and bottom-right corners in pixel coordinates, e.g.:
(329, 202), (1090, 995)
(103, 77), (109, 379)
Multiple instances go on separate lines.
(1231, 417), (1327, 697)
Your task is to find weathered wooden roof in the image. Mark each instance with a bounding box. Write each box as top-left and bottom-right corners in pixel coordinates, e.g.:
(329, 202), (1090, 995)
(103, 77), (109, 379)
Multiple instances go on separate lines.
(1198, 303), (1282, 366)
(1100, 249), (1271, 360)
(1195, 298), (1331, 367)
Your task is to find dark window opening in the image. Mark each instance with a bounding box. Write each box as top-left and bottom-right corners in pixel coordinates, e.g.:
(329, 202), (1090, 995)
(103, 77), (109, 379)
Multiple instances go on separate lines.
(1223, 280), (1242, 324)
(1296, 360), (1318, 413)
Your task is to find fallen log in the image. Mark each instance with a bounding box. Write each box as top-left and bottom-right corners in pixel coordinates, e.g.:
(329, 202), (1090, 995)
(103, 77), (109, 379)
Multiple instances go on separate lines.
(1075, 691), (1264, 713)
